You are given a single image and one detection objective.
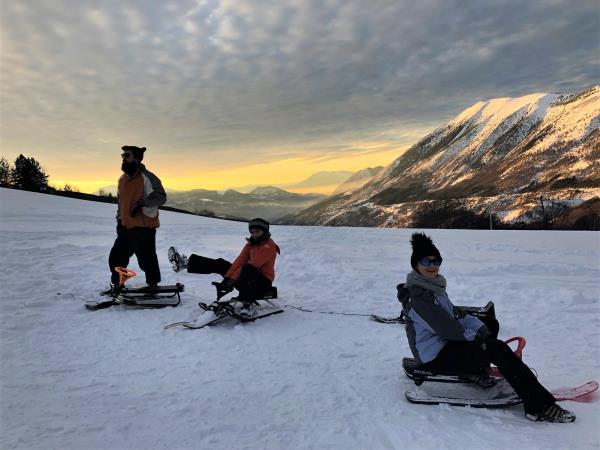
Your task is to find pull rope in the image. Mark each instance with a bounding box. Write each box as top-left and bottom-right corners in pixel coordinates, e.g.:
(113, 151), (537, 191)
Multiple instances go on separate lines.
(284, 304), (373, 318)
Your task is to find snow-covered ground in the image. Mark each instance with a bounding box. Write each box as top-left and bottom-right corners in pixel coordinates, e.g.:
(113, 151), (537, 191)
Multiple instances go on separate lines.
(1, 187), (599, 450)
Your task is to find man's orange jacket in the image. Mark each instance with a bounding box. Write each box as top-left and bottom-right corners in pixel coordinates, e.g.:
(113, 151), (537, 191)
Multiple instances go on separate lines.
(225, 238), (280, 282)
(117, 164), (166, 229)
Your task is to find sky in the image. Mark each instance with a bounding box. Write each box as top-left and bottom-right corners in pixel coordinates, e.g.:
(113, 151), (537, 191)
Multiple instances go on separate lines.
(1, 0), (598, 194)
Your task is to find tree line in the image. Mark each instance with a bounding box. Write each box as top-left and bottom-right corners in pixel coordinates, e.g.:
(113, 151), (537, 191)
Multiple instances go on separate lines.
(0, 154), (215, 218)
(1, 154), (51, 191)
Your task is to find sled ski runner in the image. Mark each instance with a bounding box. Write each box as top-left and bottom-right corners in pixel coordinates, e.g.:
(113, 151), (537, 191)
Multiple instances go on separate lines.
(86, 283), (185, 310)
(405, 379), (523, 407)
(164, 285), (283, 330)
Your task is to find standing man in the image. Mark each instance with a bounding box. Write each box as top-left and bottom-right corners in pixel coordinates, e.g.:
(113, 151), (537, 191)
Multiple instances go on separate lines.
(108, 145), (166, 291)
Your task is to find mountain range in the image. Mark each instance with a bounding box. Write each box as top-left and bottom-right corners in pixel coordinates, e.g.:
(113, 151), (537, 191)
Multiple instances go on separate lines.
(166, 186), (327, 221)
(282, 85), (600, 227)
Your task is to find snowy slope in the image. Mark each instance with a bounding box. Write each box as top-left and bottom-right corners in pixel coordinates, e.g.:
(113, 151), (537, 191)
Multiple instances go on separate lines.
(1, 188), (599, 450)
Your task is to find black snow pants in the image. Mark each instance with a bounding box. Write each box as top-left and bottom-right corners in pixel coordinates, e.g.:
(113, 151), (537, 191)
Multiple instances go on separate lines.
(109, 227), (161, 285)
(187, 254), (272, 302)
(423, 322), (556, 414)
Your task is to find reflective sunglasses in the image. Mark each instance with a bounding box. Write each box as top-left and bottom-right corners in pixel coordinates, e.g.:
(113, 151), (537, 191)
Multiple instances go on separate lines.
(419, 257), (442, 267)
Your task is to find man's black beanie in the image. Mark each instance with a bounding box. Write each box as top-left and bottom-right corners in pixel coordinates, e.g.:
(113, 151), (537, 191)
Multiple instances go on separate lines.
(122, 145), (146, 161)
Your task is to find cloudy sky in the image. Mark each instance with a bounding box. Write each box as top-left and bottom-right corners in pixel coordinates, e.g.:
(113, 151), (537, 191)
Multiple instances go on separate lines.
(1, 0), (598, 193)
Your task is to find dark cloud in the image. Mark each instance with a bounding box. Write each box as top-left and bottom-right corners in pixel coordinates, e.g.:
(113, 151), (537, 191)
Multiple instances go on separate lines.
(1, 0), (597, 166)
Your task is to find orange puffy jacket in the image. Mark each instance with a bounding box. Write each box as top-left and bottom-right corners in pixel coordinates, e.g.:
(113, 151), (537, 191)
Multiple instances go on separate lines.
(225, 238), (280, 282)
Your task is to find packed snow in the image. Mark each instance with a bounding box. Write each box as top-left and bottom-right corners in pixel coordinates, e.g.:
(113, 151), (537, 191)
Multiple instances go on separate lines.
(1, 188), (599, 450)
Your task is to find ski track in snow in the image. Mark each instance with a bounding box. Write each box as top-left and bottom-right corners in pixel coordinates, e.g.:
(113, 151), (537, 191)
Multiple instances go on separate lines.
(1, 188), (599, 450)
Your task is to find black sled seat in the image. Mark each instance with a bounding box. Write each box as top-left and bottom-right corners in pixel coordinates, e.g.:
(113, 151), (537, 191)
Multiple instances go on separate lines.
(403, 357), (501, 386)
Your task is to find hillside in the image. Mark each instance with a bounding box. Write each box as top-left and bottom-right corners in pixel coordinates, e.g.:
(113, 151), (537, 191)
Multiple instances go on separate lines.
(1, 188), (599, 449)
(284, 86), (600, 227)
(331, 166), (384, 195)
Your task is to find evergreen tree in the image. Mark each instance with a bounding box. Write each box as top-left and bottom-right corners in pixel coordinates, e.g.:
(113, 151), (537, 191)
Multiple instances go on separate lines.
(0, 157), (11, 186)
(10, 154), (49, 191)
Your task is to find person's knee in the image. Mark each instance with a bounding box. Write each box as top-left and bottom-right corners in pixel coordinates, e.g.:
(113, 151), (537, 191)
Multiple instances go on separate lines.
(486, 318), (500, 339)
(240, 264), (259, 276)
(485, 338), (514, 359)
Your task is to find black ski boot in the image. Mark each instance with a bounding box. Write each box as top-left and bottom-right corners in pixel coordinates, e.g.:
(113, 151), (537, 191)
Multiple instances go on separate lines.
(100, 284), (123, 297)
(526, 403), (576, 423)
(168, 247), (188, 272)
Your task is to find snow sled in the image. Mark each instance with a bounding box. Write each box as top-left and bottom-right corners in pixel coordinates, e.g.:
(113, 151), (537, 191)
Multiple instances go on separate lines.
(164, 284), (283, 330)
(87, 283), (185, 310)
(87, 268), (185, 310)
(85, 267), (185, 311)
(403, 351), (523, 407)
(403, 337), (599, 403)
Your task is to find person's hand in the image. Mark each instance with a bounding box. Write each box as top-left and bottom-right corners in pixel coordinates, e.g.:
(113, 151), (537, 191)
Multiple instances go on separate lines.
(474, 326), (491, 349)
(116, 220), (126, 235)
(220, 277), (234, 291)
(130, 199), (145, 217)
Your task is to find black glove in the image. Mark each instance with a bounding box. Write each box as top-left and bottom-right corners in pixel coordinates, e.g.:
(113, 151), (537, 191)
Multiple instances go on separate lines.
(130, 199), (145, 217)
(474, 325), (491, 349)
(215, 278), (235, 299)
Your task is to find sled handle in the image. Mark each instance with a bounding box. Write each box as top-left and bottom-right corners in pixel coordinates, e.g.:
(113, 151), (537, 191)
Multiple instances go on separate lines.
(115, 267), (137, 286)
(505, 336), (526, 359)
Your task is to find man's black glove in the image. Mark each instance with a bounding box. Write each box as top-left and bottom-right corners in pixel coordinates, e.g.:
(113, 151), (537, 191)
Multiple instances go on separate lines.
(215, 277), (235, 299)
(130, 199), (145, 217)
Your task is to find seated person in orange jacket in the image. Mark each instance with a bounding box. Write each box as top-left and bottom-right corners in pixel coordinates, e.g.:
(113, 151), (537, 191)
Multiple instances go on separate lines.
(168, 218), (280, 304)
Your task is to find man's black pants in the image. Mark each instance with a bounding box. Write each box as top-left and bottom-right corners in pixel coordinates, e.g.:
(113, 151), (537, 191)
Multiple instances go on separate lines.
(109, 227), (161, 285)
(187, 254), (272, 301)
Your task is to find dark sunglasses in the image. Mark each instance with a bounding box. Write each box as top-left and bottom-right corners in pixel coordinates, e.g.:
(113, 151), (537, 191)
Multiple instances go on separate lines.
(419, 257), (442, 267)
(121, 152), (133, 159)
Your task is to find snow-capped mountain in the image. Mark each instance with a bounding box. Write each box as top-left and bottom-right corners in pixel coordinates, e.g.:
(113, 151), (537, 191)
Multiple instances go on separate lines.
(284, 85), (600, 227)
